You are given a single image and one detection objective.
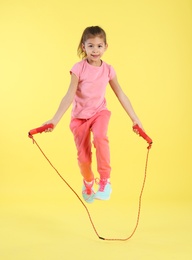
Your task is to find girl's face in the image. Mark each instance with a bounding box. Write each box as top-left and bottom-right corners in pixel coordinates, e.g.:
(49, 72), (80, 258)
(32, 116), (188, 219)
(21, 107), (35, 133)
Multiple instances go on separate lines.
(82, 36), (108, 66)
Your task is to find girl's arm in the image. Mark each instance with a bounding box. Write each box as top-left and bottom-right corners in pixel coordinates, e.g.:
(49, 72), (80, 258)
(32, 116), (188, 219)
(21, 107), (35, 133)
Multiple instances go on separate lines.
(44, 73), (78, 129)
(109, 75), (143, 130)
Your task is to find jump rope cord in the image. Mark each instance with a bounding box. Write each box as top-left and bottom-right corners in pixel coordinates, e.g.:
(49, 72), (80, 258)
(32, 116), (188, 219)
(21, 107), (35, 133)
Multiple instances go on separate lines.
(30, 135), (150, 241)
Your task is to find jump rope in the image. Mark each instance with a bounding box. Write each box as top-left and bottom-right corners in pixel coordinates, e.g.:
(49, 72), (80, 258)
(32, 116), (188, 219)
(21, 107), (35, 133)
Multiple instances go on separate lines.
(28, 123), (153, 241)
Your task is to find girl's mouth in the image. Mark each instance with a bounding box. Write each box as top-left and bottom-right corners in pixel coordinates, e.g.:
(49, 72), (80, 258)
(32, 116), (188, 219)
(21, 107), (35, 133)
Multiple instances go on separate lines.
(91, 54), (99, 58)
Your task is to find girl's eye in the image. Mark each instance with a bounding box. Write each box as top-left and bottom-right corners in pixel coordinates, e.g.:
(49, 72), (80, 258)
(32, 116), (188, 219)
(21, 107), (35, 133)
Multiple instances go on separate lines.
(87, 44), (103, 48)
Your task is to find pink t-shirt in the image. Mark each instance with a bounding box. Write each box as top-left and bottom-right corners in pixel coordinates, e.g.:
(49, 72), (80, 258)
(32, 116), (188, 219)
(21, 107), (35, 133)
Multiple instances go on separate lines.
(70, 59), (116, 119)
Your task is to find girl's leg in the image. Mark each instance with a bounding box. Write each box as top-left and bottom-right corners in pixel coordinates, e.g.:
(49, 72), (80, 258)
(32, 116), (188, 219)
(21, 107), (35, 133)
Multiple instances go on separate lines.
(91, 110), (111, 180)
(70, 118), (94, 182)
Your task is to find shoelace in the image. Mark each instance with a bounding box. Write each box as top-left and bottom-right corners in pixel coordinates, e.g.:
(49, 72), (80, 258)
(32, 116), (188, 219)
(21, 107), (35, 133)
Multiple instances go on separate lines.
(84, 179), (109, 194)
(83, 181), (94, 195)
(95, 178), (109, 192)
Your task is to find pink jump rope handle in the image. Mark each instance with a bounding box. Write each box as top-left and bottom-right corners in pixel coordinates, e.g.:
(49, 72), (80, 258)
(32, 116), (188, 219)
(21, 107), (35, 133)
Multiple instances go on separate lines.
(133, 124), (153, 147)
(28, 123), (54, 136)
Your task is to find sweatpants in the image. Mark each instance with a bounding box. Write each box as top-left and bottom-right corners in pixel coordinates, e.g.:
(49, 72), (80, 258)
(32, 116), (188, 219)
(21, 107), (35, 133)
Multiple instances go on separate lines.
(70, 110), (111, 182)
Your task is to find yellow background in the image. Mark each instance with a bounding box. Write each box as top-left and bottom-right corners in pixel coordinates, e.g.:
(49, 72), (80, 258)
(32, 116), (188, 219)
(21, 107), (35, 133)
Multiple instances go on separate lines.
(0, 0), (192, 259)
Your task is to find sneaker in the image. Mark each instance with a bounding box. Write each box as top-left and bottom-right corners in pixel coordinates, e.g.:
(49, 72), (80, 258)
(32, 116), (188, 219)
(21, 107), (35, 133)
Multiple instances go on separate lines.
(82, 180), (95, 203)
(94, 179), (112, 200)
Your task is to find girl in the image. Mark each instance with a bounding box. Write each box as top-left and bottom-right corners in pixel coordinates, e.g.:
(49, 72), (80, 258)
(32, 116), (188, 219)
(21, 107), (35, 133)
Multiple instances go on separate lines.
(44, 26), (143, 203)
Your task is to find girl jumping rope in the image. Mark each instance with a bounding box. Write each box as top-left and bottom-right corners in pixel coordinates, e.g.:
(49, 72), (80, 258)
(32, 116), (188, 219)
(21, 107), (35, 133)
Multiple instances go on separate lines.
(44, 26), (143, 203)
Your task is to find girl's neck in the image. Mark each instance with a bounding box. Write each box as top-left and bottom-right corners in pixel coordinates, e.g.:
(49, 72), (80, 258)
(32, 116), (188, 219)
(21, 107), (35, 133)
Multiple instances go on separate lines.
(86, 58), (102, 67)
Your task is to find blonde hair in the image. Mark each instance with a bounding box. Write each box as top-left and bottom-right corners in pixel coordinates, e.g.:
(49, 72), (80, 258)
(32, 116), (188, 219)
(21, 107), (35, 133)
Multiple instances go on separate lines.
(77, 26), (107, 59)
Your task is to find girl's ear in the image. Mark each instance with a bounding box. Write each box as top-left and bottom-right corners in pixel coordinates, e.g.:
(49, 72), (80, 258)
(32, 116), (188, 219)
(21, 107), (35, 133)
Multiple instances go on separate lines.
(105, 43), (108, 51)
(82, 43), (85, 51)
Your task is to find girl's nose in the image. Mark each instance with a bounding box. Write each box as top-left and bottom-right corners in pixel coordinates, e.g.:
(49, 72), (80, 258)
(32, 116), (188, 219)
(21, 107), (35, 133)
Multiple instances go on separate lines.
(93, 47), (98, 53)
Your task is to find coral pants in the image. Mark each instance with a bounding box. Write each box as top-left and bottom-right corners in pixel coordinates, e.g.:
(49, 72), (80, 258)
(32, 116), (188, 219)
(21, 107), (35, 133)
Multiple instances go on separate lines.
(70, 110), (111, 182)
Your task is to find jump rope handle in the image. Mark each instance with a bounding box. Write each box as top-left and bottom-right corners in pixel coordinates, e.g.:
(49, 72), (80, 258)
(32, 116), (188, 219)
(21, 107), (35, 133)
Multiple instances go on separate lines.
(133, 124), (153, 149)
(28, 123), (54, 137)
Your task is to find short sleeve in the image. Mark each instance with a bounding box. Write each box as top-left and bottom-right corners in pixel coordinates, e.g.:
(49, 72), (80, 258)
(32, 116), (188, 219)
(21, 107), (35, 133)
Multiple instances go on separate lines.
(70, 62), (81, 79)
(109, 65), (116, 80)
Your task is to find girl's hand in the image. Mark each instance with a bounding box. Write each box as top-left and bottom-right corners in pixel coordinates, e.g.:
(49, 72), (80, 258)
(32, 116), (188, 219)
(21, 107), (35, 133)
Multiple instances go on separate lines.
(132, 121), (144, 134)
(42, 120), (55, 132)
